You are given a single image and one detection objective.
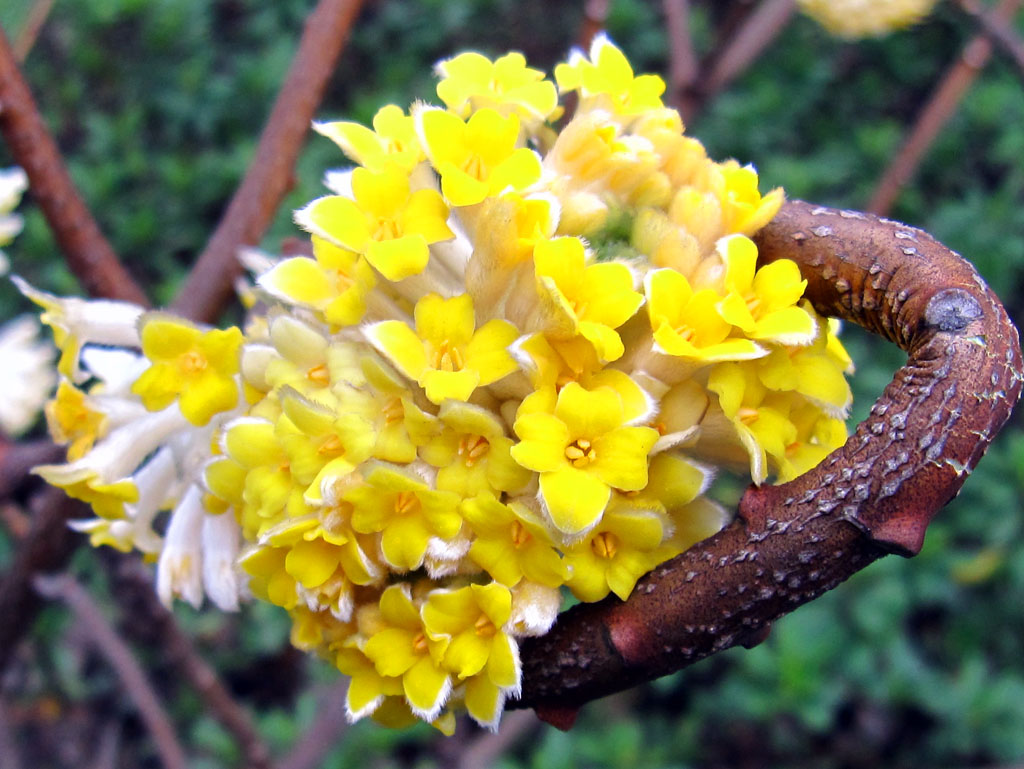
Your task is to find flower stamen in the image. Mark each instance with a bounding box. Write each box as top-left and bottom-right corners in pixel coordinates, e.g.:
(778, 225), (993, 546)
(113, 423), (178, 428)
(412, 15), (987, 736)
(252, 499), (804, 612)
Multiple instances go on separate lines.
(474, 613), (497, 638)
(394, 490), (420, 515)
(591, 531), (619, 559)
(458, 434), (490, 466)
(307, 363), (330, 387)
(432, 340), (465, 372)
(509, 519), (531, 548)
(564, 438), (596, 468)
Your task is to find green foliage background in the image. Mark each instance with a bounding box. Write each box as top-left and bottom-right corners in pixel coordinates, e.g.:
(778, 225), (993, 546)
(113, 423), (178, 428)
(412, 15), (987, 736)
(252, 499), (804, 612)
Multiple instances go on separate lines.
(2, 1), (1024, 767)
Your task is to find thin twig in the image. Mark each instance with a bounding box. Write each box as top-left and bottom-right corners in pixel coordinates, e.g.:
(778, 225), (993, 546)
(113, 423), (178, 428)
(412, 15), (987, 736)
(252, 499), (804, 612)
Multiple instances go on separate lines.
(868, 0), (1023, 215)
(0, 487), (85, 674)
(0, 29), (149, 305)
(684, 0), (794, 121)
(0, 438), (64, 499)
(959, 0), (1024, 83)
(0, 696), (26, 769)
(114, 562), (272, 769)
(169, 0), (365, 324)
(276, 679), (351, 769)
(663, 0), (700, 113)
(683, 0), (796, 122)
(89, 720), (121, 769)
(34, 573), (188, 769)
(12, 0), (56, 62)
(578, 0), (611, 50)
(454, 710), (540, 769)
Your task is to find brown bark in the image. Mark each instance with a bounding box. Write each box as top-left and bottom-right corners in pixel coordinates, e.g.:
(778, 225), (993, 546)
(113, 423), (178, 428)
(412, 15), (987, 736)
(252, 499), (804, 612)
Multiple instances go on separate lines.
(512, 200), (1023, 722)
(0, 28), (149, 305)
(169, 0), (364, 324)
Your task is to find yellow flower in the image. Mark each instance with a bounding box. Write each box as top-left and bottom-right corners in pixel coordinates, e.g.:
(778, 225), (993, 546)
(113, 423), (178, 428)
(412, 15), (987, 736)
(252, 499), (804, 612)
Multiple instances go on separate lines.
(335, 355), (439, 465)
(344, 462), (463, 572)
(266, 510), (381, 587)
(419, 401), (531, 498)
(756, 313), (853, 417)
(511, 383), (659, 535)
(532, 236), (644, 363)
(365, 293), (519, 405)
(275, 387), (376, 504)
(363, 584), (451, 721)
(240, 545), (299, 609)
(297, 164), (453, 282)
(415, 107), (542, 206)
(563, 506), (669, 602)
(707, 361), (801, 484)
(554, 34), (665, 116)
(715, 235), (816, 346)
(314, 104), (424, 173)
(257, 237), (376, 328)
(422, 583), (521, 729)
(45, 380), (110, 460)
(217, 416), (306, 535)
(132, 314), (242, 426)
(435, 51), (560, 127)
(335, 644), (405, 721)
(717, 161), (785, 236)
(776, 400), (847, 482)
(798, 0), (938, 38)
(645, 268), (766, 362)
(461, 494), (568, 588)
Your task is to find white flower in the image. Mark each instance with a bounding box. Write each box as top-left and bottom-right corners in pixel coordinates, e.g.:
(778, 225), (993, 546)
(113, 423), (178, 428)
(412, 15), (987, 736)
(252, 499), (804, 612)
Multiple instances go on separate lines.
(0, 166), (28, 271)
(0, 316), (56, 437)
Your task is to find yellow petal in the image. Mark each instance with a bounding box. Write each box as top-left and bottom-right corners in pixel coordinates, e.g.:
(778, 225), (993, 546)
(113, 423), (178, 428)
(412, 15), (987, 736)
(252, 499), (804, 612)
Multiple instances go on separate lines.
(540, 465), (610, 535)
(364, 321), (428, 380)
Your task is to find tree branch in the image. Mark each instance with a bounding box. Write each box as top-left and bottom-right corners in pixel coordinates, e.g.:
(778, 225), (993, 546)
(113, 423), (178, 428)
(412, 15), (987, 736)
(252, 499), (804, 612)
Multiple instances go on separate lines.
(111, 562), (271, 769)
(959, 0), (1024, 83)
(868, 0), (1023, 215)
(663, 0), (700, 113)
(681, 0), (796, 122)
(11, 0), (56, 62)
(0, 28), (149, 305)
(578, 0), (611, 51)
(511, 200), (1023, 724)
(34, 573), (188, 769)
(0, 487), (86, 674)
(275, 679), (351, 769)
(0, 437), (63, 499)
(169, 0), (365, 324)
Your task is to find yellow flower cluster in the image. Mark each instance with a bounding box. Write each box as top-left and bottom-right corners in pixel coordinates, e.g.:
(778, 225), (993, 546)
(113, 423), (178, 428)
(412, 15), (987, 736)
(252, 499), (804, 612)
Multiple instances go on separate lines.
(798, 0), (938, 38)
(26, 36), (853, 732)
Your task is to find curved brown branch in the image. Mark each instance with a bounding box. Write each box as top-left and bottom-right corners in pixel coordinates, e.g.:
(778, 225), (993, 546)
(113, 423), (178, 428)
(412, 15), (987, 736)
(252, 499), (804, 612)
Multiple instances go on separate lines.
(512, 200), (1023, 723)
(169, 0), (364, 324)
(0, 29), (149, 305)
